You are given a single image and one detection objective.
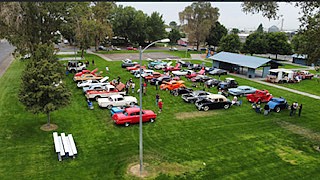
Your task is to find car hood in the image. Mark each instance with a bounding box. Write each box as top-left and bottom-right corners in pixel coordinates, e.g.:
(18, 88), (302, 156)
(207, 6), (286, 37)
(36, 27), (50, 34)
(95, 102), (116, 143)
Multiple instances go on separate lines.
(97, 98), (110, 103)
(267, 101), (279, 109)
(228, 88), (241, 93)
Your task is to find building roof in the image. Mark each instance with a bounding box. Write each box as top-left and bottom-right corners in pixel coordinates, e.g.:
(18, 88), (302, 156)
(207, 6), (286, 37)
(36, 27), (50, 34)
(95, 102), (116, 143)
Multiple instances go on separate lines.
(209, 52), (272, 69)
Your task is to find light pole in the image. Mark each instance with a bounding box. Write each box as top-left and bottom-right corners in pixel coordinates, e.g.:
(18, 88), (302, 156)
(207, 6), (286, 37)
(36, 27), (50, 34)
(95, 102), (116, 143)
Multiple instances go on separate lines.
(139, 38), (170, 175)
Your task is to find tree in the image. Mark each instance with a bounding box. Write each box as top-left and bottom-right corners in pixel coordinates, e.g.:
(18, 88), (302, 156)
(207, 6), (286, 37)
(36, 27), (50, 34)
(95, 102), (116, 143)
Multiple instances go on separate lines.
(243, 32), (268, 55)
(266, 32), (292, 60)
(169, 21), (178, 29)
(146, 12), (166, 43)
(19, 44), (71, 127)
(217, 34), (242, 53)
(179, 2), (219, 50)
(256, 23), (264, 33)
(230, 28), (240, 34)
(0, 2), (69, 55)
(241, 2), (320, 64)
(291, 33), (308, 53)
(206, 21), (228, 50)
(168, 29), (182, 48)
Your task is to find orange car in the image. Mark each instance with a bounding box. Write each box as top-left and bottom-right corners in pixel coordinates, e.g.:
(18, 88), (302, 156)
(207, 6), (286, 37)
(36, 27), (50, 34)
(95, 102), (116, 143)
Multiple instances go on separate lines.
(160, 80), (186, 91)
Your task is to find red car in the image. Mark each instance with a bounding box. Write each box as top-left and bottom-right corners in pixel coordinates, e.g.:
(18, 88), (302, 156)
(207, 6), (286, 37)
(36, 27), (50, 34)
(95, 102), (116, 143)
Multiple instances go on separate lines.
(112, 107), (157, 127)
(126, 65), (146, 71)
(163, 63), (181, 72)
(74, 68), (98, 77)
(127, 46), (137, 51)
(246, 89), (273, 103)
(185, 68), (205, 79)
(144, 72), (162, 81)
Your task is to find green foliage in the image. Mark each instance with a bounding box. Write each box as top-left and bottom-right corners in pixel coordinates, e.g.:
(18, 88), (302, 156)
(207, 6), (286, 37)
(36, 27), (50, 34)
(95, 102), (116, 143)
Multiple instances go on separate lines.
(230, 28), (240, 34)
(256, 23), (264, 33)
(168, 29), (182, 47)
(241, 2), (279, 19)
(217, 34), (242, 53)
(266, 32), (292, 58)
(206, 21), (228, 47)
(243, 32), (268, 55)
(179, 2), (219, 50)
(169, 21), (178, 29)
(291, 33), (307, 53)
(18, 44), (71, 124)
(147, 12), (167, 42)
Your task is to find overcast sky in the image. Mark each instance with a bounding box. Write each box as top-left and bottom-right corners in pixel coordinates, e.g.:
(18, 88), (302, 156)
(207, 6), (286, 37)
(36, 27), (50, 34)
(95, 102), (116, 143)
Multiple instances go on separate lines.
(117, 2), (301, 31)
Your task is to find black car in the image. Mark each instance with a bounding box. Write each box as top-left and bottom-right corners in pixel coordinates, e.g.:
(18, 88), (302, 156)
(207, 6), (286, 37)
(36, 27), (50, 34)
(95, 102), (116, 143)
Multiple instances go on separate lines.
(150, 76), (171, 85)
(121, 62), (137, 68)
(195, 94), (232, 111)
(170, 87), (193, 96)
(205, 67), (215, 73)
(191, 75), (211, 83)
(182, 90), (212, 103)
(209, 69), (228, 76)
(205, 78), (221, 88)
(217, 78), (238, 90)
(188, 63), (203, 70)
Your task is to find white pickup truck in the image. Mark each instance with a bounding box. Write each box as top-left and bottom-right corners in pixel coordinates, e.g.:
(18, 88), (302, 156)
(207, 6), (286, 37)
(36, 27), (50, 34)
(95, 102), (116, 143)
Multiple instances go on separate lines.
(97, 95), (138, 109)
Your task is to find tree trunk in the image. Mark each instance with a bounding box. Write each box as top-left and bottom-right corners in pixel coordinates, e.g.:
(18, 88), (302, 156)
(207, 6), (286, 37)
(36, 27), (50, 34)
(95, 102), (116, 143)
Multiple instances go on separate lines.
(47, 112), (50, 127)
(81, 49), (84, 59)
(275, 54), (278, 60)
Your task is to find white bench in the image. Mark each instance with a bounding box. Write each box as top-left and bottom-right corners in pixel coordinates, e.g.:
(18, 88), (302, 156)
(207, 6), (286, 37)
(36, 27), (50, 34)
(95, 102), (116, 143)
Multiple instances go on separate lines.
(68, 134), (78, 158)
(61, 133), (74, 157)
(52, 132), (65, 161)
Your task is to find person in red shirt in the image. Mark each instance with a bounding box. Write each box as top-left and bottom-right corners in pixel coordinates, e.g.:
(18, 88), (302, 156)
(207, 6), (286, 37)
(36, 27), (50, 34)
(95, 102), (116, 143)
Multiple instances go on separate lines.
(143, 82), (147, 95)
(158, 99), (163, 113)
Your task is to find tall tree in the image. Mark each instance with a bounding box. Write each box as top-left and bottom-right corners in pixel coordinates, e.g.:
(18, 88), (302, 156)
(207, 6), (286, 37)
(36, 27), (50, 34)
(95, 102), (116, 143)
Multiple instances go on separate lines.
(206, 21), (228, 50)
(146, 12), (166, 43)
(0, 2), (68, 55)
(169, 21), (178, 29)
(230, 28), (240, 34)
(217, 34), (242, 53)
(168, 29), (182, 48)
(19, 44), (71, 127)
(241, 2), (320, 64)
(291, 33), (308, 53)
(179, 2), (219, 50)
(243, 32), (268, 55)
(256, 23), (264, 33)
(266, 32), (292, 60)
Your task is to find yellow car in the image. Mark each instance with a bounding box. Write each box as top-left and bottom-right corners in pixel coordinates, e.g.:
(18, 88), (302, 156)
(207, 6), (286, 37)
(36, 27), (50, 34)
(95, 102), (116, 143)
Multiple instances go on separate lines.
(73, 74), (103, 82)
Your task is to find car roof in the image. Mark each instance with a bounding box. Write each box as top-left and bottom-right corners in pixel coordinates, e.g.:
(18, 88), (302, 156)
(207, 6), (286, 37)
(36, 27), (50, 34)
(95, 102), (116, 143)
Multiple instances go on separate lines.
(225, 77), (235, 81)
(106, 85), (115, 88)
(109, 94), (124, 99)
(238, 85), (252, 89)
(207, 94), (227, 100)
(125, 107), (141, 113)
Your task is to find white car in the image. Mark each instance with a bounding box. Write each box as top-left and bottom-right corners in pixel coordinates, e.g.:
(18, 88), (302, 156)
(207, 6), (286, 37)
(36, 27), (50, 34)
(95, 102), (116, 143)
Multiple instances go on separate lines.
(83, 84), (108, 93)
(77, 76), (109, 88)
(135, 70), (154, 78)
(172, 69), (194, 76)
(122, 59), (138, 64)
(97, 95), (138, 109)
(154, 64), (167, 70)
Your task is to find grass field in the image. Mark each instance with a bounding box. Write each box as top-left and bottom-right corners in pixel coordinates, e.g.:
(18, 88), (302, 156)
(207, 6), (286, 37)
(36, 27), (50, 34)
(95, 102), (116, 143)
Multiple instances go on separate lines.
(1, 54), (320, 179)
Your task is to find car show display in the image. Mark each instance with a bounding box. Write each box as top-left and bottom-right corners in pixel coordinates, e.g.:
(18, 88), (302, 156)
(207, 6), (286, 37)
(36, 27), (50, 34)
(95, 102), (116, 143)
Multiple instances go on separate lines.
(228, 85), (257, 97)
(170, 87), (194, 96)
(267, 97), (288, 113)
(97, 94), (137, 109)
(217, 78), (238, 90)
(195, 94), (232, 111)
(85, 84), (126, 101)
(182, 90), (214, 103)
(112, 107), (157, 127)
(246, 90), (273, 103)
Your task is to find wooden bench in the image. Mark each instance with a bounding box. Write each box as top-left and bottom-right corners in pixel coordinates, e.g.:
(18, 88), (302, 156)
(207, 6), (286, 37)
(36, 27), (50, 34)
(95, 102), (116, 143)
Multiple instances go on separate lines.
(53, 132), (78, 161)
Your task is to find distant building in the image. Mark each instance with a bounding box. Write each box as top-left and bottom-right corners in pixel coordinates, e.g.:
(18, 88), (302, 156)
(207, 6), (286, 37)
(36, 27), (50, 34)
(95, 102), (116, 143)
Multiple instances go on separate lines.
(238, 33), (250, 43)
(268, 25), (280, 33)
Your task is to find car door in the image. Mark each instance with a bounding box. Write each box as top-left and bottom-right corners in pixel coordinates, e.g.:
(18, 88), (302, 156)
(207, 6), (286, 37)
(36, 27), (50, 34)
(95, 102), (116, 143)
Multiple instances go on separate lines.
(218, 98), (225, 108)
(117, 97), (124, 106)
(210, 98), (219, 109)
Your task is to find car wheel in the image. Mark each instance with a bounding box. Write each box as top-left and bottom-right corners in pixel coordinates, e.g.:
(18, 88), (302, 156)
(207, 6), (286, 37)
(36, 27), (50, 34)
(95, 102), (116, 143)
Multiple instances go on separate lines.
(224, 104), (230, 109)
(71, 69), (76, 73)
(174, 91), (179, 96)
(107, 105), (113, 109)
(275, 106), (281, 113)
(203, 106), (209, 111)
(150, 118), (155, 123)
(130, 102), (135, 106)
(165, 88), (169, 91)
(124, 122), (130, 127)
(95, 96), (101, 101)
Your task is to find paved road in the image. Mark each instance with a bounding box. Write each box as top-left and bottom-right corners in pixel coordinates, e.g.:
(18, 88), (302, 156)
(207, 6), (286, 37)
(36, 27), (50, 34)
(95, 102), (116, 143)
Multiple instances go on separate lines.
(0, 40), (15, 77)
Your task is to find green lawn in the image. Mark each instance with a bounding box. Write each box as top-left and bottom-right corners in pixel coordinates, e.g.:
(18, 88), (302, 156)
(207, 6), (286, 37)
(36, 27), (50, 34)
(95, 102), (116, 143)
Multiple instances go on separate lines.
(275, 78), (320, 96)
(1, 54), (320, 179)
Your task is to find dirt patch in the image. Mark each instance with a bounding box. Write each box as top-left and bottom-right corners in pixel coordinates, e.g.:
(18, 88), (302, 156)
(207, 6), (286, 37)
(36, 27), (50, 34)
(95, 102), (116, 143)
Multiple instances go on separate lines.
(100, 52), (180, 61)
(128, 163), (150, 178)
(176, 111), (217, 120)
(40, 123), (58, 131)
(277, 121), (320, 142)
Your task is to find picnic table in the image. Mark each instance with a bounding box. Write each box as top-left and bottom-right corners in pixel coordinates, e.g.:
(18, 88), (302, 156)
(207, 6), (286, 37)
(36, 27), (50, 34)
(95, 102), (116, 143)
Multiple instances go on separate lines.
(52, 132), (78, 161)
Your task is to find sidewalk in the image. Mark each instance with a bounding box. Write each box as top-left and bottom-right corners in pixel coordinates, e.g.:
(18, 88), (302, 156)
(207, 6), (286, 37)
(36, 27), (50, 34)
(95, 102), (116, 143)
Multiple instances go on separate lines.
(87, 50), (112, 61)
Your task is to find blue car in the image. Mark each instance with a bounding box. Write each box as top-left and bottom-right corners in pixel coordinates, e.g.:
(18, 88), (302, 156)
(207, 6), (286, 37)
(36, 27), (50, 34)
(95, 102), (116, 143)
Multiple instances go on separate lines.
(110, 105), (140, 116)
(267, 97), (288, 113)
(148, 60), (167, 69)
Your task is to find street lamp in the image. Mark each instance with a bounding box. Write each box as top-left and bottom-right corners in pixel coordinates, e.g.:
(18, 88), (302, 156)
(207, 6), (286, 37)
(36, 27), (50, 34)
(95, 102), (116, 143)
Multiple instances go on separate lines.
(138, 38), (170, 175)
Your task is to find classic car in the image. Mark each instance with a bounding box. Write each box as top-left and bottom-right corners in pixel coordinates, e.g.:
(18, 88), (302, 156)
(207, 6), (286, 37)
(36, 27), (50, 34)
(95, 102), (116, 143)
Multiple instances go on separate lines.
(209, 68), (228, 76)
(73, 73), (103, 82)
(205, 67), (216, 73)
(126, 64), (143, 71)
(97, 94), (137, 109)
(98, 45), (108, 51)
(204, 78), (221, 88)
(187, 63), (203, 71)
(144, 72), (162, 81)
(217, 78), (238, 90)
(154, 64), (167, 70)
(246, 90), (273, 103)
(112, 107), (157, 127)
(172, 69), (194, 76)
(134, 69), (154, 78)
(163, 63), (181, 72)
(83, 84), (107, 94)
(195, 94), (232, 111)
(182, 90), (214, 103)
(228, 85), (257, 97)
(160, 80), (186, 91)
(110, 105), (140, 116)
(190, 75), (211, 82)
(267, 97), (288, 113)
(298, 70), (314, 80)
(67, 61), (87, 73)
(121, 59), (138, 68)
(150, 76), (171, 85)
(177, 60), (191, 67)
(77, 76), (109, 88)
(85, 84), (126, 101)
(185, 68), (205, 79)
(148, 60), (167, 69)
(170, 87), (193, 96)
(126, 46), (137, 50)
(74, 69), (91, 77)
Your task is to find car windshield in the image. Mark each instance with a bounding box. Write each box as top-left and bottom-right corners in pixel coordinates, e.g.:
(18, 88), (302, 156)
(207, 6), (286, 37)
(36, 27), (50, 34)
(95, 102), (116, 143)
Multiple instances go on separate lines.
(123, 112), (128, 116)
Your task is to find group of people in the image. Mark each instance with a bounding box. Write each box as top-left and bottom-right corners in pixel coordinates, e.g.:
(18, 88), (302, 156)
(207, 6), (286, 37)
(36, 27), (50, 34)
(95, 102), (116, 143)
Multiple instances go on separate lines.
(290, 101), (302, 117)
(124, 78), (136, 95)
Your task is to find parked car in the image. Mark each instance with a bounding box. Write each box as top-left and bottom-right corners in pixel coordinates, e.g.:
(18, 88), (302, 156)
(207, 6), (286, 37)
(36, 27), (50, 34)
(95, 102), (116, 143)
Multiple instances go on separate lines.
(178, 60), (191, 67)
(150, 76), (171, 85)
(195, 94), (232, 111)
(163, 63), (181, 72)
(112, 107), (157, 127)
(127, 46), (137, 50)
(182, 90), (213, 103)
(144, 72), (162, 81)
(97, 94), (137, 109)
(217, 78), (238, 90)
(126, 64), (145, 71)
(170, 87), (193, 96)
(154, 64), (167, 70)
(160, 80), (186, 91)
(148, 60), (167, 69)
(110, 105), (140, 117)
(267, 97), (288, 113)
(209, 68), (228, 76)
(246, 90), (273, 103)
(73, 73), (103, 82)
(135, 69), (154, 78)
(185, 68), (205, 79)
(85, 85), (126, 101)
(67, 61), (87, 73)
(74, 68), (98, 77)
(77, 76), (109, 88)
(204, 78), (221, 88)
(228, 86), (257, 97)
(205, 67), (216, 73)
(169, 47), (178, 51)
(191, 75), (211, 83)
(98, 45), (108, 51)
(121, 59), (139, 68)
(172, 69), (194, 76)
(83, 84), (107, 94)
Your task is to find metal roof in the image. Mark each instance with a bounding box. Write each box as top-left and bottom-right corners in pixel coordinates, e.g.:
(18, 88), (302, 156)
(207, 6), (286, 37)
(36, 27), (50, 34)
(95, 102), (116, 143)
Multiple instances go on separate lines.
(209, 51), (272, 69)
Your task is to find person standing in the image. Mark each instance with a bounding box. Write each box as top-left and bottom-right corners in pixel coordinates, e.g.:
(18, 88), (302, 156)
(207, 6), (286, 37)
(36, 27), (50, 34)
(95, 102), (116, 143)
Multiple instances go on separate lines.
(143, 81), (147, 95)
(105, 66), (109, 73)
(155, 80), (159, 90)
(125, 81), (130, 95)
(117, 76), (121, 85)
(131, 82), (135, 93)
(92, 59), (95, 66)
(290, 102), (298, 116)
(158, 99), (163, 113)
(298, 104), (303, 117)
(155, 93), (160, 106)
